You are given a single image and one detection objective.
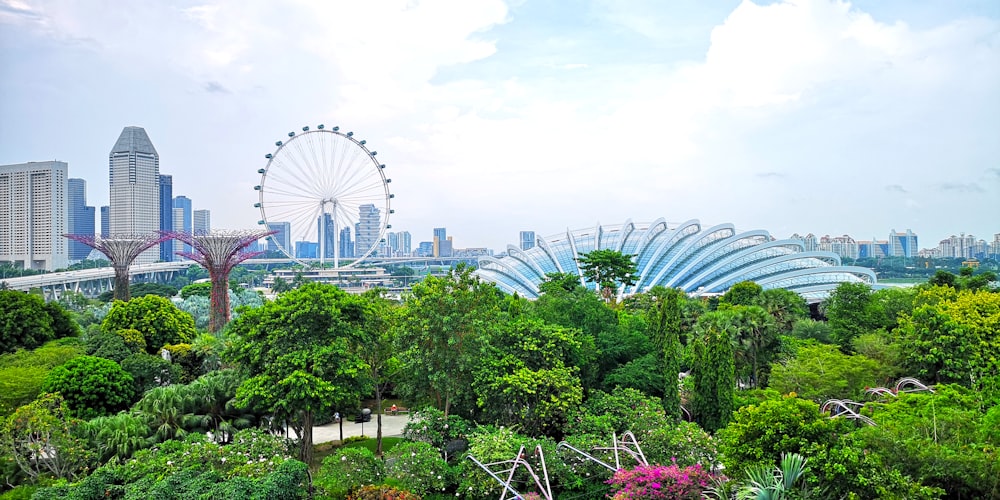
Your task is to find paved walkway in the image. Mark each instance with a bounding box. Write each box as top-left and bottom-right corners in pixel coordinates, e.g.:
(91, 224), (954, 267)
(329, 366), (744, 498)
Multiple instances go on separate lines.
(313, 413), (413, 444)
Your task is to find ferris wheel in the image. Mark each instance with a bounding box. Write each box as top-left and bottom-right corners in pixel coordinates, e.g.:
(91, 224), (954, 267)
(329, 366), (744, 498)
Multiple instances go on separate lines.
(254, 125), (393, 268)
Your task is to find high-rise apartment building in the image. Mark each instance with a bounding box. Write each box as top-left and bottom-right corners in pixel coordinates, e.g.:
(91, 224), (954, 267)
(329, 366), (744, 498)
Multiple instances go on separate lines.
(399, 231), (411, 256)
(109, 126), (160, 264)
(172, 207), (187, 258)
(356, 204), (381, 257)
(100, 205), (110, 238)
(66, 178), (95, 261)
(193, 209), (210, 235)
(266, 222), (291, 254)
(159, 175), (173, 261)
(0, 161), (69, 270)
(387, 232), (398, 256)
(520, 231), (536, 251)
(889, 229), (917, 258)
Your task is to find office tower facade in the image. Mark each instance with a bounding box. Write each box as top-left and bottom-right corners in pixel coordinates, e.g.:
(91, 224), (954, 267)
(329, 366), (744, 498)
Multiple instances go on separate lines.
(356, 204), (381, 257)
(67, 178), (95, 261)
(159, 175), (173, 261)
(889, 229), (918, 258)
(340, 226), (354, 258)
(296, 241), (318, 259)
(433, 227), (447, 257)
(0, 161), (69, 270)
(109, 126), (160, 264)
(417, 241), (433, 257)
(172, 207), (187, 258)
(317, 213), (336, 258)
(100, 205), (110, 238)
(399, 231), (411, 256)
(266, 221), (291, 254)
(193, 209), (210, 235)
(173, 196), (192, 254)
(520, 231), (536, 251)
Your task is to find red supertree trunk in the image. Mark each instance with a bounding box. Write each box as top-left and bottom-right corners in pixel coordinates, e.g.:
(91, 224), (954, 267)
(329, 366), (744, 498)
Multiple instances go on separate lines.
(166, 229), (275, 332)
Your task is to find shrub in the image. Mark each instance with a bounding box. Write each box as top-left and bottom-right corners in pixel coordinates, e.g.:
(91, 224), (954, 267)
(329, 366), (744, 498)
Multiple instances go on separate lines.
(41, 355), (134, 419)
(315, 446), (384, 499)
(347, 485), (421, 500)
(385, 441), (451, 496)
(607, 462), (719, 500)
(639, 421), (718, 469)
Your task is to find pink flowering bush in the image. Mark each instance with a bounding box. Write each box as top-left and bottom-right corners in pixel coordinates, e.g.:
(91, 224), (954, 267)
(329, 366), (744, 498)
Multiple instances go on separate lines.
(606, 461), (720, 500)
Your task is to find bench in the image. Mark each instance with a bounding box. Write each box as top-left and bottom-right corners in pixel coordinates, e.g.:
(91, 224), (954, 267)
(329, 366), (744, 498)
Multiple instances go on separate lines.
(384, 407), (409, 415)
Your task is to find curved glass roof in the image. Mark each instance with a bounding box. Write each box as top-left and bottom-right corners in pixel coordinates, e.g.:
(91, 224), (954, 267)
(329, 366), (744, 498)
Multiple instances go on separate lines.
(475, 219), (877, 302)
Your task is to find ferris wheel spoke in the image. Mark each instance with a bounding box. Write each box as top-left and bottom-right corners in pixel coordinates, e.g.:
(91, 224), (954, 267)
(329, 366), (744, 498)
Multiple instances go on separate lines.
(267, 158), (327, 199)
(258, 128), (390, 266)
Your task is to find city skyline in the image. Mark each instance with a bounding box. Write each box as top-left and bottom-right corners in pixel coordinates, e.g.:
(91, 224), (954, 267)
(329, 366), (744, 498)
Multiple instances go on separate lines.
(1, 1), (997, 252)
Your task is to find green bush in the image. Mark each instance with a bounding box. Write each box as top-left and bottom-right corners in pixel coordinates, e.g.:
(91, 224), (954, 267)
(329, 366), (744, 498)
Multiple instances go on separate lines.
(385, 441), (451, 496)
(315, 446), (384, 499)
(638, 421), (718, 469)
(41, 355), (135, 419)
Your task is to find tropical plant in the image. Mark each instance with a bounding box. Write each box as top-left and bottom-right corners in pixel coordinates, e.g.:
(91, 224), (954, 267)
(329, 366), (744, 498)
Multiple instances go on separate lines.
(737, 453), (809, 500)
(41, 355), (135, 419)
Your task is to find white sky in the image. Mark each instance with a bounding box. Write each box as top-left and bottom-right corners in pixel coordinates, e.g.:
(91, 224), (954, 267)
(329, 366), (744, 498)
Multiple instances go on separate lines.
(1, 0), (998, 251)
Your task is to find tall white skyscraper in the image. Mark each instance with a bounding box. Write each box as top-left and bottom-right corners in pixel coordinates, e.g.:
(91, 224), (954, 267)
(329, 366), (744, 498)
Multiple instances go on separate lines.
(399, 231), (412, 256)
(0, 161), (69, 270)
(109, 126), (160, 264)
(355, 204), (381, 257)
(194, 209), (211, 235)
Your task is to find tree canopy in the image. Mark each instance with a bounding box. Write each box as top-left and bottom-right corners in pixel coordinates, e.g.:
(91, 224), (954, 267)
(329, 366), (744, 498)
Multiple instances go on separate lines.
(576, 249), (639, 303)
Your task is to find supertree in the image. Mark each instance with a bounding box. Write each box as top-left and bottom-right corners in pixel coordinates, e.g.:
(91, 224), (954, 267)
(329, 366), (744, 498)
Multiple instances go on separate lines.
(165, 229), (274, 332)
(63, 234), (170, 301)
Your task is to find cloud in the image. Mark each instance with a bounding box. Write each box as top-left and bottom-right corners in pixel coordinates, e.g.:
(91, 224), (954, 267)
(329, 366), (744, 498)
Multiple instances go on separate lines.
(938, 182), (985, 193)
(203, 81), (230, 94)
(885, 184), (908, 193)
(756, 172), (786, 179)
(986, 168), (1000, 180)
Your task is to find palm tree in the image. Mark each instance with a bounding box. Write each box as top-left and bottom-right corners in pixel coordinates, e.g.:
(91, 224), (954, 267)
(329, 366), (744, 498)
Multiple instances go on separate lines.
(82, 412), (152, 461)
(133, 385), (197, 442)
(186, 369), (255, 443)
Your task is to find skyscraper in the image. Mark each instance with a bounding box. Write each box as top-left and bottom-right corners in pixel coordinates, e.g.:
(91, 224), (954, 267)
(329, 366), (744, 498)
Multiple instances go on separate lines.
(266, 221), (291, 254)
(173, 196), (192, 255)
(356, 204), (381, 257)
(193, 209), (210, 235)
(387, 232), (398, 256)
(317, 213), (336, 258)
(67, 178), (95, 261)
(159, 174), (173, 262)
(519, 231), (535, 251)
(340, 226), (354, 258)
(399, 231), (412, 256)
(0, 161), (69, 270)
(889, 229), (918, 258)
(433, 227), (447, 257)
(109, 126), (160, 264)
(100, 205), (110, 238)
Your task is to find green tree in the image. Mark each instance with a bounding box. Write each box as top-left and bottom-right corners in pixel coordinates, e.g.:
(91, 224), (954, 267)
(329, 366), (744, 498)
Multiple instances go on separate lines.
(41, 355), (135, 419)
(720, 281), (763, 307)
(0, 290), (55, 354)
(1, 393), (94, 482)
(755, 288), (808, 334)
(357, 288), (402, 455)
(120, 352), (181, 395)
(398, 264), (503, 418)
(102, 295), (196, 354)
(225, 282), (367, 463)
(823, 282), (880, 349)
(897, 288), (1000, 387)
(576, 249), (639, 304)
(691, 310), (735, 432)
(132, 384), (196, 442)
(0, 340), (84, 416)
(769, 343), (884, 402)
(729, 305), (778, 389)
(646, 286), (683, 420)
(80, 411), (152, 462)
(179, 282), (212, 299)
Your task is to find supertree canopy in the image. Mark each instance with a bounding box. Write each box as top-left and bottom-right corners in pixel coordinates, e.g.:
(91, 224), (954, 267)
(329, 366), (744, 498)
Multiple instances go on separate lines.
(166, 229), (274, 332)
(63, 234), (169, 301)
